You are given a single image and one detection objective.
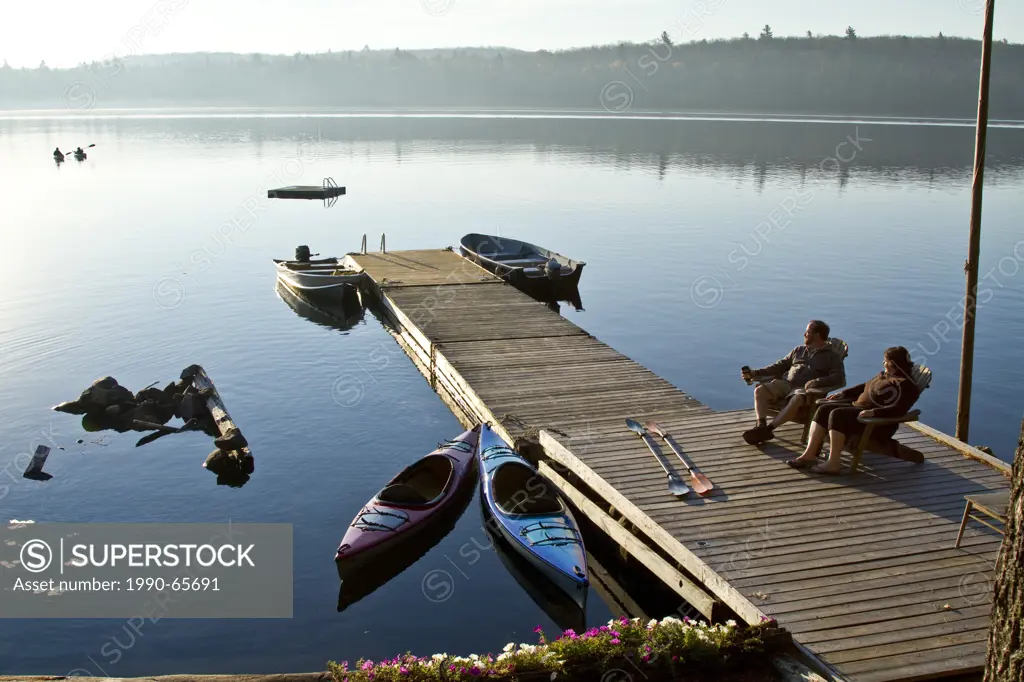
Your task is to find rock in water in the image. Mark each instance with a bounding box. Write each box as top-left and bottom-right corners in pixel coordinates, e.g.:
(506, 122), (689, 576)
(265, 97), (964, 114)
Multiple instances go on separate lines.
(79, 382), (134, 409)
(180, 365), (202, 381)
(53, 400), (89, 415)
(178, 393), (204, 421)
(135, 387), (165, 403)
(214, 427), (248, 451)
(92, 376), (119, 390)
(203, 448), (231, 474)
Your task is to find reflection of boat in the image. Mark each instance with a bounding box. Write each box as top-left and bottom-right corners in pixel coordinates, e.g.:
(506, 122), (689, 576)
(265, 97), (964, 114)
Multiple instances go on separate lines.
(273, 247), (366, 301)
(460, 233), (585, 286)
(74, 151), (87, 161)
(54, 151), (65, 163)
(483, 495), (587, 633)
(477, 423), (589, 609)
(335, 427), (479, 571)
(523, 284), (584, 313)
(275, 279), (364, 332)
(336, 479), (474, 612)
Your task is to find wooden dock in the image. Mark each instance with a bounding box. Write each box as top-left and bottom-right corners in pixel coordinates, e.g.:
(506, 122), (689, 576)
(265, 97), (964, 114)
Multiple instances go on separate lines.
(346, 248), (1012, 682)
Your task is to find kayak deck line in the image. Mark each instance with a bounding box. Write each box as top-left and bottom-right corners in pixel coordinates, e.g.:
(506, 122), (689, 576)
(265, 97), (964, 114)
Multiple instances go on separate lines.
(345, 247), (1009, 682)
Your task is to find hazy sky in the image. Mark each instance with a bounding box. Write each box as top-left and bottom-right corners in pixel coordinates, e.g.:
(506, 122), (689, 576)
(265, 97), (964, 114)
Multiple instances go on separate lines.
(2, 0), (1017, 68)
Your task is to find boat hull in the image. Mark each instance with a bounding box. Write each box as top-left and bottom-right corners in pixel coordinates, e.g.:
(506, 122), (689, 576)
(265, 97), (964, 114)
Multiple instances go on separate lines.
(335, 427), (479, 575)
(274, 258), (366, 302)
(476, 423), (588, 609)
(459, 233), (585, 286)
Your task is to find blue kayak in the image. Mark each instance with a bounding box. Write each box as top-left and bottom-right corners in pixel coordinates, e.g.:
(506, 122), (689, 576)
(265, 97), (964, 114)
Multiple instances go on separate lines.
(476, 423), (588, 608)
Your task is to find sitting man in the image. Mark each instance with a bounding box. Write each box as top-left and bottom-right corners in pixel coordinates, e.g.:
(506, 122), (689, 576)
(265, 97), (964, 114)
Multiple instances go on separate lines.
(741, 320), (846, 445)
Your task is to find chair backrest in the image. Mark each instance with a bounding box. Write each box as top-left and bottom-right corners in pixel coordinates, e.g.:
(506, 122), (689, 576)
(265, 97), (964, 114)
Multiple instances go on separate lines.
(911, 364), (932, 392)
(828, 338), (849, 360)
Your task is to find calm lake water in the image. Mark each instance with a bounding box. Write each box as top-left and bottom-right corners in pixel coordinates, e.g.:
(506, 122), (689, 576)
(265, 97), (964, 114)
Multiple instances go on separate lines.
(0, 111), (1022, 675)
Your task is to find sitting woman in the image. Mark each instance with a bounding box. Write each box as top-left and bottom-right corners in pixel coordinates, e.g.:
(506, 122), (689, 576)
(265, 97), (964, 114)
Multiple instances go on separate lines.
(787, 346), (920, 475)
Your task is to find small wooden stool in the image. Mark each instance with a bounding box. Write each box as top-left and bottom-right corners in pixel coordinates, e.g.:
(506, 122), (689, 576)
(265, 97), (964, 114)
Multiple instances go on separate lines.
(954, 491), (1010, 548)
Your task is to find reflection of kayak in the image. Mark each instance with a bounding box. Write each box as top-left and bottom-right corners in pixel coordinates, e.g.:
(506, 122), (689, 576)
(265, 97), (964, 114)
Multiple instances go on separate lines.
(477, 423), (589, 609)
(483, 494), (587, 633)
(336, 477), (474, 613)
(74, 152), (87, 161)
(54, 152), (65, 162)
(335, 426), (479, 571)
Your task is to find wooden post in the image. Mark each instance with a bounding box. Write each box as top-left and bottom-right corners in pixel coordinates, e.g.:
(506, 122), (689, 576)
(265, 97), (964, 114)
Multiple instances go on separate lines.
(957, 0), (997, 442)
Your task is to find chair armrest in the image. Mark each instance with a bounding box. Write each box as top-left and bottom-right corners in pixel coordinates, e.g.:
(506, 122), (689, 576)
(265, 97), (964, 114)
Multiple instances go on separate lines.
(857, 409), (922, 425)
(815, 398), (854, 406)
(795, 388), (828, 399)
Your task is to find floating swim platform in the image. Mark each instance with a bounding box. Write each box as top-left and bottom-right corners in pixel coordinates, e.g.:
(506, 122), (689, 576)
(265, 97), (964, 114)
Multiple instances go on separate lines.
(268, 185), (347, 200)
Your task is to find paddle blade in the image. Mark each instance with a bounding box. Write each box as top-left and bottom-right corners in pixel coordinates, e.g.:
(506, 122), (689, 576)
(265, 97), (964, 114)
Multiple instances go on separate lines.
(668, 476), (690, 497)
(690, 472), (714, 495)
(644, 420), (666, 437)
(87, 144), (96, 148)
(624, 418), (645, 434)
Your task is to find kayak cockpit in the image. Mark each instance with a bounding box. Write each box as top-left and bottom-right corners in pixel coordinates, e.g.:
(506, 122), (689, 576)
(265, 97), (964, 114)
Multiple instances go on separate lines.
(492, 462), (564, 515)
(378, 454), (455, 507)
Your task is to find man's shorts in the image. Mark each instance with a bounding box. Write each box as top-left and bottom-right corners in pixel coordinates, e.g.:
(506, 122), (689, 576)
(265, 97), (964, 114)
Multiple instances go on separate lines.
(762, 378), (794, 403)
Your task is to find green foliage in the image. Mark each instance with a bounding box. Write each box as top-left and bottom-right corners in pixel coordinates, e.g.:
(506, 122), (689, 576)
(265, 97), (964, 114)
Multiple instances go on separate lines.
(327, 617), (788, 682)
(845, 26), (857, 40)
(2, 36), (1023, 118)
(759, 25), (773, 41)
(661, 31), (674, 48)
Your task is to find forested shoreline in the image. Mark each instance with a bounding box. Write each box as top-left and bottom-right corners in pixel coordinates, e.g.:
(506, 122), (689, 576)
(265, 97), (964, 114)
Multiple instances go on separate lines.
(2, 34), (1023, 118)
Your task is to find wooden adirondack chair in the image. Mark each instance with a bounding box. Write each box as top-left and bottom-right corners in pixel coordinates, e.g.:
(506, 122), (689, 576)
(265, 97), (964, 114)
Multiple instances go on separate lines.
(754, 338), (850, 443)
(812, 363), (933, 473)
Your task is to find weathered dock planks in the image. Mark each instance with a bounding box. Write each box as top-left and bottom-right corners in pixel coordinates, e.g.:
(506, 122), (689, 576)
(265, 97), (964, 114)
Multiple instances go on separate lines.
(349, 248), (1010, 682)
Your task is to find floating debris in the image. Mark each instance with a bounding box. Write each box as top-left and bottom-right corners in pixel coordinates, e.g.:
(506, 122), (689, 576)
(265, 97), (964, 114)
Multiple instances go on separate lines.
(23, 445), (52, 480)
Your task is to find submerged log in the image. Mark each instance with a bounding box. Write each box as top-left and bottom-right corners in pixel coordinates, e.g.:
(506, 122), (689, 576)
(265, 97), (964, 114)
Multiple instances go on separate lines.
(189, 366), (254, 476)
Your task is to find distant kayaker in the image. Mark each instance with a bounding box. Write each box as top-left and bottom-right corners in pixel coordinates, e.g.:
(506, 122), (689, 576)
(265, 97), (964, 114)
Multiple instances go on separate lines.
(53, 147), (64, 160)
(74, 147), (84, 155)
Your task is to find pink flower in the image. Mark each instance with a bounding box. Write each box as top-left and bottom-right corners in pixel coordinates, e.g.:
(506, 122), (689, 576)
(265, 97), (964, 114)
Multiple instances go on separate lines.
(611, 638), (621, 645)
(533, 625), (543, 633)
(642, 655), (651, 663)
(399, 667), (409, 675)
(672, 656), (678, 662)
(367, 675), (374, 681)
(340, 661), (348, 669)
(449, 665), (456, 671)
(469, 666), (481, 676)
(611, 630), (620, 638)
(564, 628), (578, 639)
(599, 625), (609, 632)
(361, 661), (374, 671)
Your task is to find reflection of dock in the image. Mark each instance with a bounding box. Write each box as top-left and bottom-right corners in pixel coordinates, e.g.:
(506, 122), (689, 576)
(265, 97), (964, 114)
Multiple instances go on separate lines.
(347, 248), (1011, 682)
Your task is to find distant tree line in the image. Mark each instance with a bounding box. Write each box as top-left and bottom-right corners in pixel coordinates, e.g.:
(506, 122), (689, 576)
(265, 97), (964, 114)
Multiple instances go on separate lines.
(2, 34), (1023, 118)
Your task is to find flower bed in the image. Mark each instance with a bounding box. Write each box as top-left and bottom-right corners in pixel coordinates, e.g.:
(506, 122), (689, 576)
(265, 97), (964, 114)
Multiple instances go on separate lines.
(329, 616), (789, 682)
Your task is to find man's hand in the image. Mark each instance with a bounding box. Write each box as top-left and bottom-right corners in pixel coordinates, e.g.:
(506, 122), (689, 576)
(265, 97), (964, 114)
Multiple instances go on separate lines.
(859, 409), (875, 418)
(741, 367), (752, 382)
(824, 393), (843, 402)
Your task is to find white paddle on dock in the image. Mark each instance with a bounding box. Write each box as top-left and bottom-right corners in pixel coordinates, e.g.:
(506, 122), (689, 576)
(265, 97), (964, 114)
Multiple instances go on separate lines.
(645, 421), (714, 495)
(625, 418), (689, 497)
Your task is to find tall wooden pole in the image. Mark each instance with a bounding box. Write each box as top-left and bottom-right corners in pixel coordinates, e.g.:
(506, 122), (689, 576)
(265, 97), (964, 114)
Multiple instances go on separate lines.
(956, 0), (996, 442)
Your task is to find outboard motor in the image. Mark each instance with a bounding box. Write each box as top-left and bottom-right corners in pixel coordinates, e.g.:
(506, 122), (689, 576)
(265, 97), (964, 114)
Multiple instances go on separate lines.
(295, 245), (312, 263)
(544, 258), (561, 280)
